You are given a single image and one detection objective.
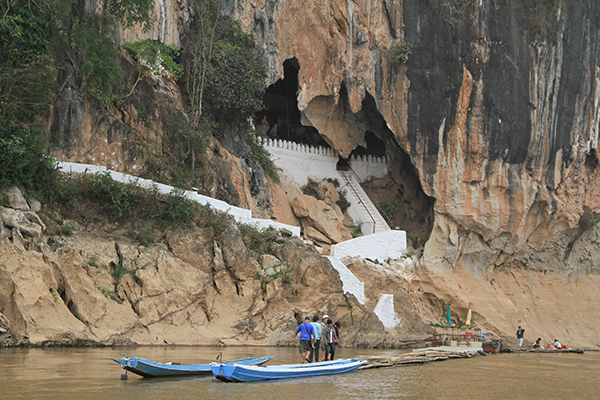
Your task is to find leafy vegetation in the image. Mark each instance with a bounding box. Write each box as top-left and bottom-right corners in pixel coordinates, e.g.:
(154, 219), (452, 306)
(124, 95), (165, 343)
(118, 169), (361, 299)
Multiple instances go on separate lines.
(182, 0), (267, 171)
(240, 224), (277, 256)
(391, 42), (413, 64)
(301, 178), (350, 212)
(123, 40), (183, 78)
(248, 133), (279, 182)
(46, 172), (201, 240)
(352, 222), (363, 238)
(301, 179), (323, 200)
(266, 267), (292, 285)
(378, 198), (399, 226)
(109, 257), (136, 281)
(0, 0), (155, 192)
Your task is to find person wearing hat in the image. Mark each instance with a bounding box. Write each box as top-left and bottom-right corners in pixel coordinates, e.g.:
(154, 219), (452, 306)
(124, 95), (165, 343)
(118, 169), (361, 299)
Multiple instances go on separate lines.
(295, 316), (316, 363)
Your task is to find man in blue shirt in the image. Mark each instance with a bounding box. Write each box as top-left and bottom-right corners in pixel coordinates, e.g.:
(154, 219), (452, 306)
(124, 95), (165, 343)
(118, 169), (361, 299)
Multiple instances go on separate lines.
(295, 316), (315, 363)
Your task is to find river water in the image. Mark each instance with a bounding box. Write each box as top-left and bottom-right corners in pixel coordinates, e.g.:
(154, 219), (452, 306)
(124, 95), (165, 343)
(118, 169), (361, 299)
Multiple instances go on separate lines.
(1, 346), (598, 399)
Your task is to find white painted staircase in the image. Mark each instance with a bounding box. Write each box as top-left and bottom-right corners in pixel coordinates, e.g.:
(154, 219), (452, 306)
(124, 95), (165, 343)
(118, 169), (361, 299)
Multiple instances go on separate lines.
(336, 170), (389, 235)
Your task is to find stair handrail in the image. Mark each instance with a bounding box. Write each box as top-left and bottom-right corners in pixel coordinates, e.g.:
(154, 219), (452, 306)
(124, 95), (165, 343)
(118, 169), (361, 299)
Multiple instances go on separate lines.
(338, 169), (377, 233)
(346, 167), (394, 230)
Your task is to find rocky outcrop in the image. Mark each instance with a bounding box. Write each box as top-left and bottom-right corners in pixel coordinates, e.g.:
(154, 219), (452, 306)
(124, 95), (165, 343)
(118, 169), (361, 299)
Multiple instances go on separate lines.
(0, 188), (409, 347)
(292, 195), (352, 246)
(34, 0), (600, 348)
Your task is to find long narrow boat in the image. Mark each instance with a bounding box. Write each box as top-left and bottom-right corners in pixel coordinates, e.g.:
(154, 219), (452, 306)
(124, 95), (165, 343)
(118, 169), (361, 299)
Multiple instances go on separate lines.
(113, 355), (273, 378)
(211, 358), (367, 382)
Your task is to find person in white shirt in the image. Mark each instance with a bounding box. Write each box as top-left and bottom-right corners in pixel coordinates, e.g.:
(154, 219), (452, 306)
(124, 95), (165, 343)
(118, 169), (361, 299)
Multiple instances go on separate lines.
(554, 339), (562, 349)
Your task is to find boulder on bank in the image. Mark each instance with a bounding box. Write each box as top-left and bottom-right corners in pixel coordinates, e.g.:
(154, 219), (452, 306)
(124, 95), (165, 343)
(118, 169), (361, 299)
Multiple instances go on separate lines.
(292, 195), (352, 245)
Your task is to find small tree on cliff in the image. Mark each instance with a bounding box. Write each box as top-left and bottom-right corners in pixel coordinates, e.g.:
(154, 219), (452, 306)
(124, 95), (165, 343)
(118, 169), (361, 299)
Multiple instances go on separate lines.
(183, 0), (266, 171)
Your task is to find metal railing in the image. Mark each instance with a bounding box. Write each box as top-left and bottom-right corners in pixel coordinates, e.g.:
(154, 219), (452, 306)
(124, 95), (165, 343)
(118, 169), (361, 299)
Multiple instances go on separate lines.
(338, 169), (377, 233)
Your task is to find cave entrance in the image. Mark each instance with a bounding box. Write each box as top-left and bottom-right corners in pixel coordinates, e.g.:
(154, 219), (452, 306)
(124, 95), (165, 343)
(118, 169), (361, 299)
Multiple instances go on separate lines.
(256, 58), (329, 147)
(257, 59), (433, 245)
(356, 93), (435, 245)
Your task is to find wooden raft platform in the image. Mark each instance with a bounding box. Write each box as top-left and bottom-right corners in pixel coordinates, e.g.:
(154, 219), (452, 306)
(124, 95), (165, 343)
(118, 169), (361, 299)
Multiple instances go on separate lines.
(505, 347), (585, 354)
(358, 349), (484, 370)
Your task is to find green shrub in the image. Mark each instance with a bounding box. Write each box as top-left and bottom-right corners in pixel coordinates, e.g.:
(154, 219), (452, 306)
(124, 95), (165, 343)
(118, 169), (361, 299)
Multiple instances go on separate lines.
(352, 222), (363, 238)
(337, 188), (350, 212)
(378, 198), (399, 226)
(248, 133), (279, 182)
(87, 172), (137, 220)
(129, 222), (155, 246)
(109, 257), (136, 281)
(391, 42), (413, 64)
(61, 223), (74, 235)
(0, 192), (10, 207)
(158, 188), (197, 225)
(198, 206), (230, 236)
(123, 39), (182, 77)
(325, 177), (340, 188)
(240, 224), (276, 255)
(301, 179), (323, 200)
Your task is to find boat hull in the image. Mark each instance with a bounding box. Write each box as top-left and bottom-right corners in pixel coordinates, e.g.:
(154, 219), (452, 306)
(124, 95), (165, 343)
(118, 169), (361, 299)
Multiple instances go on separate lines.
(211, 358), (367, 382)
(113, 355), (273, 378)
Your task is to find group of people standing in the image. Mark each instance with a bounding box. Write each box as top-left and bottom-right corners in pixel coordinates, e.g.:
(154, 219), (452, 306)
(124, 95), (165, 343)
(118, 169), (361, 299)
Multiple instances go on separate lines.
(518, 326), (564, 349)
(295, 315), (341, 363)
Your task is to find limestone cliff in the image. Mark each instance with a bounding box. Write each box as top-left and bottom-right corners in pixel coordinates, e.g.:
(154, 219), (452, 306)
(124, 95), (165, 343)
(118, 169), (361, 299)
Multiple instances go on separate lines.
(14, 0), (600, 347)
(227, 0), (600, 347)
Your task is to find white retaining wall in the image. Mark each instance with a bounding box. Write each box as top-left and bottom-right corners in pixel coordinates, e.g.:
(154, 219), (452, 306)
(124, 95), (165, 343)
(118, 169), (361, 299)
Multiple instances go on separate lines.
(330, 230), (407, 262)
(263, 138), (389, 236)
(57, 162), (301, 236)
(262, 138), (387, 185)
(373, 294), (402, 328)
(326, 256), (366, 305)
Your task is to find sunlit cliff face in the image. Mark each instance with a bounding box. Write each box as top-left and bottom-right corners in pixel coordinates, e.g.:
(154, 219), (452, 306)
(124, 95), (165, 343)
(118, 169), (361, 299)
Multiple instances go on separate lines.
(228, 0), (600, 276)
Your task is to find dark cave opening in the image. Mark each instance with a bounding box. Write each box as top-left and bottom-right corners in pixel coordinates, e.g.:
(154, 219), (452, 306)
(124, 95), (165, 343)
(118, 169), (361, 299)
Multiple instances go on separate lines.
(258, 58), (434, 244)
(256, 58), (328, 147)
(585, 149), (598, 173)
(357, 92), (435, 244)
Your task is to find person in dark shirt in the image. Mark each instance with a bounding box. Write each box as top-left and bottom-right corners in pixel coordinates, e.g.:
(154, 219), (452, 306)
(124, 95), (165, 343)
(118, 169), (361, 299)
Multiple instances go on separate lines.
(516, 326), (525, 347)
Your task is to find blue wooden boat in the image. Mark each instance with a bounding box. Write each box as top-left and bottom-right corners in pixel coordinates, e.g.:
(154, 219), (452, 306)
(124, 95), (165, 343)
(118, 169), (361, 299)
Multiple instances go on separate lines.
(211, 358), (367, 382)
(113, 355), (273, 378)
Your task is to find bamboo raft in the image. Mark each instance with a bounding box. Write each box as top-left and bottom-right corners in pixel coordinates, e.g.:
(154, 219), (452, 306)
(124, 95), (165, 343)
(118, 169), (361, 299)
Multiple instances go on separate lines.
(358, 349), (484, 370)
(505, 347), (585, 354)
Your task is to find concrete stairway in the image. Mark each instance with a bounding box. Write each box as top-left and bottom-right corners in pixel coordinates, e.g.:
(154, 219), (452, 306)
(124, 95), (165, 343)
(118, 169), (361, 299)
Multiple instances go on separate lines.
(336, 170), (389, 235)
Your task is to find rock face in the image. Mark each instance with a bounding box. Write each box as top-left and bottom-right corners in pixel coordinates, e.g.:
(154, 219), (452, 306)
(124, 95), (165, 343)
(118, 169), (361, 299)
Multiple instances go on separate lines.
(0, 189), (412, 347)
(292, 194), (352, 246)
(227, 0), (600, 346)
(27, 0), (600, 347)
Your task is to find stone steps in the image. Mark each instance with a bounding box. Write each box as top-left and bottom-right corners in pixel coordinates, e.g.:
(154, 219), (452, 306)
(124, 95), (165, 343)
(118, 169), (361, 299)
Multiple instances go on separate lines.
(336, 170), (389, 235)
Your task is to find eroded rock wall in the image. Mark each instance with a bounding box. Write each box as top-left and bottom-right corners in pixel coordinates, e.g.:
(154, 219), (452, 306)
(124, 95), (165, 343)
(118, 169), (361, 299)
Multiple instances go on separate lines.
(39, 0), (600, 347)
(0, 190), (418, 347)
(227, 0), (600, 345)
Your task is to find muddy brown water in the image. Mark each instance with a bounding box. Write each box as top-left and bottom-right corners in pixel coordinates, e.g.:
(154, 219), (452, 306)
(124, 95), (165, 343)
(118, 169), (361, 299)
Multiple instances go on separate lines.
(1, 346), (598, 399)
